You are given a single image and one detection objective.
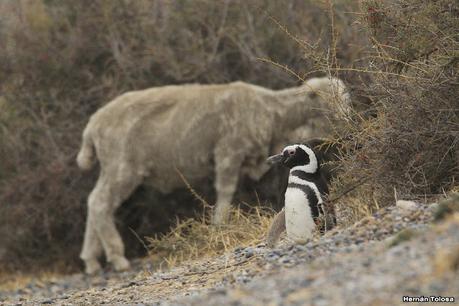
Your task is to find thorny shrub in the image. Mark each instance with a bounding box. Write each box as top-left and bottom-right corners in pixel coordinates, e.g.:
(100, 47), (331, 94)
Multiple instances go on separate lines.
(332, 0), (458, 224)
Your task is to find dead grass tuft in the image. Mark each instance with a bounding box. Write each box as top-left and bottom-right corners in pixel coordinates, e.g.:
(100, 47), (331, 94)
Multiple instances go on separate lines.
(0, 270), (60, 292)
(147, 205), (273, 269)
(334, 188), (380, 227)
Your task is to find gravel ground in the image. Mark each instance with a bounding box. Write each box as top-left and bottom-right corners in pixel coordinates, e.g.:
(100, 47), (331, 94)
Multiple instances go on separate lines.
(2, 201), (458, 305)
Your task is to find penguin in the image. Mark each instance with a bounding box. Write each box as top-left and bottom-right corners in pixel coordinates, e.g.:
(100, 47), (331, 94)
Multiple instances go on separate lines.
(266, 144), (333, 246)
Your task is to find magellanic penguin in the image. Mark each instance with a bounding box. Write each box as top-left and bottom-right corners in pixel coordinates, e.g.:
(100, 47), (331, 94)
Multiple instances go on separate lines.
(266, 144), (333, 246)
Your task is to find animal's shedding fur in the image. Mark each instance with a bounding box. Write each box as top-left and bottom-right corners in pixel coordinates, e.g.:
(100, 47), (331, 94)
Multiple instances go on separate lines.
(77, 78), (350, 274)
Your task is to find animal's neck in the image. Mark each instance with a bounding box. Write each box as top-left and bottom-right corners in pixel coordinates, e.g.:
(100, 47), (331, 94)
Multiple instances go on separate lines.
(274, 85), (306, 98)
(272, 84), (323, 135)
(274, 85), (308, 108)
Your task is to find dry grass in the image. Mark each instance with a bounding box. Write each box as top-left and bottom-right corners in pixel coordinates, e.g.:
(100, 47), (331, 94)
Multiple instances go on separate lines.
(334, 187), (380, 227)
(147, 205), (273, 270)
(0, 269), (62, 292)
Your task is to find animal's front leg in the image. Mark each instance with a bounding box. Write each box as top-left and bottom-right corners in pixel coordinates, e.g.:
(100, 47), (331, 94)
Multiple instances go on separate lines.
(212, 146), (244, 225)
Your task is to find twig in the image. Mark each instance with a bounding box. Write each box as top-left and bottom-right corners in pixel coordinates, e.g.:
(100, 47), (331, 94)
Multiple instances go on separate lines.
(129, 227), (150, 254)
(256, 57), (305, 82)
(182, 256), (255, 277)
(174, 166), (210, 209)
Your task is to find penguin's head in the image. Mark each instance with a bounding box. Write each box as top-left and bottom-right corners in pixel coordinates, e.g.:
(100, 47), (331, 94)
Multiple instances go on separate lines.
(267, 144), (319, 173)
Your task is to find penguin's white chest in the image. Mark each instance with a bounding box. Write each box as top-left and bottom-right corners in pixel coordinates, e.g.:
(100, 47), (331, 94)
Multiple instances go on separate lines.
(284, 187), (315, 244)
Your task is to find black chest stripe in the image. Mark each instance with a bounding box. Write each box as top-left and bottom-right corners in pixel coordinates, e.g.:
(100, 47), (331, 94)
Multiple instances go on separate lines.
(290, 170), (328, 197)
(290, 170), (317, 181)
(287, 183), (321, 218)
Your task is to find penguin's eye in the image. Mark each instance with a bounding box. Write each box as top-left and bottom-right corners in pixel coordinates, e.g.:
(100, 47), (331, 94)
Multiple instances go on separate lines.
(289, 150), (295, 155)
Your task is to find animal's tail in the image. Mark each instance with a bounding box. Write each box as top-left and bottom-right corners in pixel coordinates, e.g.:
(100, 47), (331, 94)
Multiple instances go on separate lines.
(76, 128), (96, 171)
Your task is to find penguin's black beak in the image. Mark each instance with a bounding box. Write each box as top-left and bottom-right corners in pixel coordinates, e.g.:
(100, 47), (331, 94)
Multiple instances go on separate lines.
(266, 153), (285, 165)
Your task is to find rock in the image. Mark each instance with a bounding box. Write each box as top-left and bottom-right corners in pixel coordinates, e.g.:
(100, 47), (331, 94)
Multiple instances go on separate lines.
(122, 281), (138, 288)
(429, 203), (439, 211)
(41, 299), (54, 304)
(243, 248), (254, 258)
(279, 257), (293, 265)
(396, 200), (418, 211)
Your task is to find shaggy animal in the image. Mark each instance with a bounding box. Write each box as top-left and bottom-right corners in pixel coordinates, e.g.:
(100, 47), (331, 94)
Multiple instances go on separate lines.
(77, 77), (350, 274)
(266, 144), (335, 247)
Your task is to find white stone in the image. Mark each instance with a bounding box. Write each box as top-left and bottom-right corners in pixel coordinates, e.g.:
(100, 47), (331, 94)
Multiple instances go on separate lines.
(396, 200), (418, 211)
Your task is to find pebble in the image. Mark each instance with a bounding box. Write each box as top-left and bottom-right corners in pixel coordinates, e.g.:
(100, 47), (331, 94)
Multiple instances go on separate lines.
(122, 281), (138, 288)
(41, 299), (53, 304)
(279, 257), (292, 264)
(243, 248), (254, 258)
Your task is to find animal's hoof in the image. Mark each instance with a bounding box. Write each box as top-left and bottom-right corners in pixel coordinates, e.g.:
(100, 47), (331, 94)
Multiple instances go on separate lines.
(84, 259), (102, 275)
(212, 211), (229, 225)
(211, 217), (227, 226)
(111, 256), (131, 272)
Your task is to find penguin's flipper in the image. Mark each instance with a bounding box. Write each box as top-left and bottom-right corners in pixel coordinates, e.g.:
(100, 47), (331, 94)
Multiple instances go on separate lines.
(266, 208), (286, 248)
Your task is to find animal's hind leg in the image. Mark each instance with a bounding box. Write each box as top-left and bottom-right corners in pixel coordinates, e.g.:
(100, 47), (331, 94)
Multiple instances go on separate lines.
(86, 172), (141, 272)
(80, 205), (104, 274)
(81, 177), (106, 274)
